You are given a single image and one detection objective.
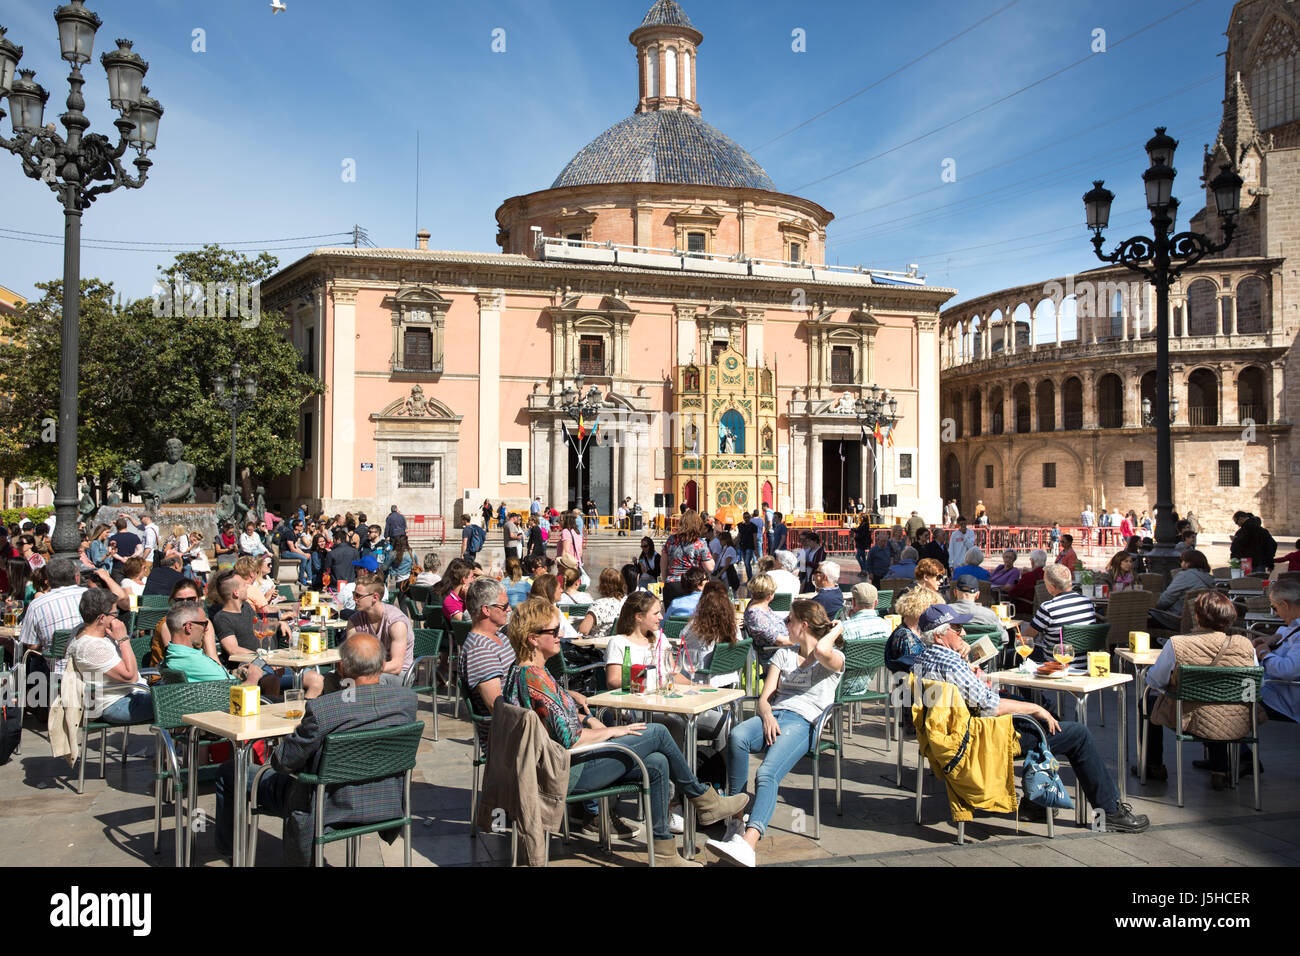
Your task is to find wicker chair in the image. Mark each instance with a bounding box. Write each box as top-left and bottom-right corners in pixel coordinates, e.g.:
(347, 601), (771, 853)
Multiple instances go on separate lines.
(1032, 582), (1049, 618)
(881, 577), (914, 597)
(1104, 589), (1154, 650)
(1138, 572), (1166, 594)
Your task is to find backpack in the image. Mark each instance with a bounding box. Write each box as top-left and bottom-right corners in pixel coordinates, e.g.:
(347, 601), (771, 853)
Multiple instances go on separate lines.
(468, 524), (486, 553)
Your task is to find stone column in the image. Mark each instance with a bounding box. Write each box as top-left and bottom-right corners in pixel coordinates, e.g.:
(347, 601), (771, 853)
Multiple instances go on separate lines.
(1172, 367), (1188, 426)
(1123, 370), (1141, 428)
(1220, 367), (1234, 425)
(1003, 387), (1015, 435)
(477, 290), (504, 498)
(1055, 304), (1062, 348)
(329, 286), (357, 501)
(1082, 375), (1097, 429)
(809, 431), (823, 512)
(1223, 294), (1236, 336)
(1029, 383), (1039, 432)
(1053, 376), (1064, 431)
(550, 419), (566, 508)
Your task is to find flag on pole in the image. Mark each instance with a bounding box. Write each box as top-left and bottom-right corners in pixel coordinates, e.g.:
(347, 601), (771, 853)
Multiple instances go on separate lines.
(885, 423), (896, 448)
(577, 414), (587, 440)
(838, 440), (845, 462)
(561, 420), (573, 447)
(873, 422), (884, 445)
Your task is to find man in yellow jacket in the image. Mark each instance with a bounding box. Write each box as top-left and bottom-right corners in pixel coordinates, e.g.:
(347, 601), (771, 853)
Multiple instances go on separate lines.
(910, 604), (1149, 833)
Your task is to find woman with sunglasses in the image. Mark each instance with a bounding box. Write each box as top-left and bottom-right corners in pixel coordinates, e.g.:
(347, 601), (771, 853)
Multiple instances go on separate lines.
(503, 597), (748, 867)
(152, 577), (220, 666)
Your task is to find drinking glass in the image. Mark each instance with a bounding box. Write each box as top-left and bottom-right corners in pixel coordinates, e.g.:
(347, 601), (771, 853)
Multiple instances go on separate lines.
(283, 689), (305, 720)
(1053, 643), (1075, 668)
(1015, 631), (1035, 662)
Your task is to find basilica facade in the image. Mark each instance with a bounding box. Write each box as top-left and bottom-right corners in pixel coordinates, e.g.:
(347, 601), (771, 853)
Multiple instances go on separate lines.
(262, 0), (951, 522)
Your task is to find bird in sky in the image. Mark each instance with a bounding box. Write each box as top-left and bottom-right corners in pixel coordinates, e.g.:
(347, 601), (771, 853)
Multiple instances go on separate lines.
(270, 0), (286, 13)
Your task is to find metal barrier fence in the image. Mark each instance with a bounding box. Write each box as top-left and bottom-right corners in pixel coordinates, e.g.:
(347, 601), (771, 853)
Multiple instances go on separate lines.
(406, 514), (445, 545)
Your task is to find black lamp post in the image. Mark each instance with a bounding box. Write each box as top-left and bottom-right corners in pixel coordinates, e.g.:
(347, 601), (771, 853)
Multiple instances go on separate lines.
(558, 372), (604, 514)
(852, 385), (901, 523)
(1085, 126), (1242, 575)
(0, 2), (161, 560)
(214, 364), (258, 501)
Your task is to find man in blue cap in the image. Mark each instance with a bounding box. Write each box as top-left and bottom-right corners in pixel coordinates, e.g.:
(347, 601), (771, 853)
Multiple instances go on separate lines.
(911, 603), (1148, 833)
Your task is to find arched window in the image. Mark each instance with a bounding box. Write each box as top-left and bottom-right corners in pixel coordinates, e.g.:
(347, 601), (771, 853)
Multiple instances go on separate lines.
(719, 409), (745, 453)
(1187, 368), (1218, 426)
(665, 47), (678, 97)
(1238, 366), (1267, 424)
(989, 387), (1005, 435)
(1063, 377), (1083, 430)
(1186, 279), (1218, 336)
(1036, 380), (1055, 431)
(944, 453), (962, 506)
(1014, 383), (1031, 433)
(1097, 373), (1124, 428)
(970, 390), (982, 437)
(682, 50), (692, 100)
(1236, 276), (1267, 334)
(647, 49), (659, 97)
(1249, 20), (1300, 130)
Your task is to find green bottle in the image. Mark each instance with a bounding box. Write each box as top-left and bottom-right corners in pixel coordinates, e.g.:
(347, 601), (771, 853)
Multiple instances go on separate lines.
(622, 646), (631, 693)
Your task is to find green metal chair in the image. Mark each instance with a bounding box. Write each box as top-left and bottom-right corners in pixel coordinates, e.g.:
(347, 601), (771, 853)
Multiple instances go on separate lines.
(769, 593), (793, 613)
(129, 633), (154, 668)
(661, 617), (689, 642)
(132, 607), (168, 642)
(277, 584), (296, 603)
(448, 619), (472, 718)
(1061, 622), (1113, 724)
(407, 628), (445, 740)
(547, 641), (606, 696)
(406, 584), (432, 615)
(705, 638), (753, 719)
(149, 678), (237, 866)
(457, 667), (492, 839)
(248, 720), (425, 867)
(876, 590), (894, 614)
(140, 594), (170, 610)
(76, 684), (156, 795)
(838, 636), (891, 743)
(1169, 665), (1264, 810)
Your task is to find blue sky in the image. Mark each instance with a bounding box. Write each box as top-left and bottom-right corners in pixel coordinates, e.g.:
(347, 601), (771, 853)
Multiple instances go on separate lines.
(0, 0), (1231, 307)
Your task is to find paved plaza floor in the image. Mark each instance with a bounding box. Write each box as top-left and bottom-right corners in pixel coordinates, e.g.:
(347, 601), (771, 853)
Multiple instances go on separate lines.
(3, 684), (1296, 867)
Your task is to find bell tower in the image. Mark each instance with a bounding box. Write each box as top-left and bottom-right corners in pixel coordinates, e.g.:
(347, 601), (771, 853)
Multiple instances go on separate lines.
(631, 0), (702, 116)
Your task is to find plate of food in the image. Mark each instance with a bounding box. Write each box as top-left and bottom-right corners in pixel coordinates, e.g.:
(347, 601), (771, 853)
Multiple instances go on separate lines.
(1035, 661), (1068, 679)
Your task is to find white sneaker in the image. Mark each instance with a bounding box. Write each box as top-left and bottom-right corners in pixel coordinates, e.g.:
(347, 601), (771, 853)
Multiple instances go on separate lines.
(706, 832), (756, 867)
(669, 811), (685, 834)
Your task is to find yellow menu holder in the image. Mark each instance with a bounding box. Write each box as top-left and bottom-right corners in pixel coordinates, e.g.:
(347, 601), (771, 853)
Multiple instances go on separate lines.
(884, 614), (902, 630)
(230, 684), (260, 717)
(1087, 652), (1111, 678)
(1129, 630), (1150, 653)
(300, 631), (322, 654)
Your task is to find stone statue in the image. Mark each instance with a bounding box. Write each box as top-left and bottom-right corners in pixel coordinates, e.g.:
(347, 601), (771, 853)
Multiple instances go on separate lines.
(684, 422), (699, 454)
(254, 485), (267, 525)
(77, 481), (97, 522)
(405, 384), (429, 417)
(718, 421), (734, 454)
(122, 437), (196, 510)
(833, 391), (856, 414)
(105, 480), (122, 505)
(215, 483), (236, 525)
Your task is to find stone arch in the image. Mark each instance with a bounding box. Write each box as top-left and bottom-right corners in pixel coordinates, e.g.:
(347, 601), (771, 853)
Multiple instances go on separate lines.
(989, 308), (1004, 353)
(1139, 369), (1157, 424)
(943, 452), (962, 509)
(970, 313), (984, 357)
(1235, 275), (1267, 334)
(1187, 366), (1219, 425)
(1097, 372), (1124, 428)
(1012, 302), (1032, 349)
(1032, 297), (1055, 347)
(1012, 439), (1086, 484)
(1059, 294), (1079, 342)
(970, 447), (1004, 520)
(989, 386), (1005, 435)
(1013, 382), (1031, 433)
(1237, 365), (1268, 424)
(1062, 376), (1084, 430)
(1035, 379), (1055, 431)
(1185, 278), (1219, 336)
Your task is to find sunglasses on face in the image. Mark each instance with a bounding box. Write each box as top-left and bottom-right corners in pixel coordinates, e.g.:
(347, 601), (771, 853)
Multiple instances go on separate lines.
(533, 626), (562, 637)
(489, 602), (510, 611)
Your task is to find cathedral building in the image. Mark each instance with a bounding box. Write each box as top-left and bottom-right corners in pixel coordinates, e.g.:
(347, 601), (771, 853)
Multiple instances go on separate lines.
(262, 0), (951, 522)
(937, 0), (1300, 532)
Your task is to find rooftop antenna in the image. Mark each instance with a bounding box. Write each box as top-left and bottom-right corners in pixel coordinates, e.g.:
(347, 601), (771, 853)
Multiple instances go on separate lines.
(415, 129), (420, 241)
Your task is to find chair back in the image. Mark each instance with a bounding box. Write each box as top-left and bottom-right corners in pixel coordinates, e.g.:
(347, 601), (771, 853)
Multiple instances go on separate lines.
(450, 619), (473, 651)
(1232, 576), (1264, 592)
(277, 584), (296, 603)
(881, 577), (913, 596)
(314, 721), (424, 786)
(837, 637), (887, 704)
(48, 628), (75, 661)
(1060, 622), (1110, 654)
(706, 638), (752, 680)
(1180, 589), (1217, 633)
(407, 584), (432, 607)
(159, 667), (186, 685)
(129, 633), (153, 666)
(662, 618), (689, 642)
(140, 594), (170, 610)
(423, 604), (449, 632)
(962, 623), (1004, 650)
(1277, 572), (1300, 587)
(1138, 572), (1166, 594)
(1211, 567), (1232, 579)
(769, 592), (792, 613)
(132, 607), (168, 638)
(875, 589), (894, 613)
(1170, 665), (1263, 707)
(977, 581), (992, 606)
(1032, 582), (1049, 617)
(411, 627), (444, 661)
(1104, 588), (1154, 649)
(150, 677), (237, 730)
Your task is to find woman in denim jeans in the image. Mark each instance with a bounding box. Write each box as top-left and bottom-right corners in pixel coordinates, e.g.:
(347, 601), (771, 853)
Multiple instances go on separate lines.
(708, 601), (844, 867)
(502, 598), (748, 867)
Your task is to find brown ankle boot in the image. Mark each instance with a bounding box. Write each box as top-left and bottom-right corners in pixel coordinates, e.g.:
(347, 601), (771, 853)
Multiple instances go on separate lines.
(654, 838), (703, 867)
(690, 788), (749, 828)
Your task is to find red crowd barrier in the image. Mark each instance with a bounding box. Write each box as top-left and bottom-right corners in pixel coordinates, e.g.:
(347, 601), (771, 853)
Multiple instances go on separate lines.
(407, 514), (445, 545)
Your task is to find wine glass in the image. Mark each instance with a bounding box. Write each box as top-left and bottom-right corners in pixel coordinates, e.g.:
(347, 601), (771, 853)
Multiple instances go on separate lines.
(1053, 642), (1075, 668)
(1015, 630), (1035, 664)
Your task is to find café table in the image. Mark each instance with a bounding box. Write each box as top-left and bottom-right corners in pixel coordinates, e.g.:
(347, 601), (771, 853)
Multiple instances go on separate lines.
(990, 668), (1132, 825)
(182, 700), (304, 867)
(228, 647), (342, 689)
(1114, 647), (1162, 784)
(585, 684), (744, 855)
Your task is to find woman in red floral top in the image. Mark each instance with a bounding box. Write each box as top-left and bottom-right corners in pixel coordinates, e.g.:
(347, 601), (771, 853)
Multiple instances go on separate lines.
(502, 597), (746, 866)
(662, 510), (716, 608)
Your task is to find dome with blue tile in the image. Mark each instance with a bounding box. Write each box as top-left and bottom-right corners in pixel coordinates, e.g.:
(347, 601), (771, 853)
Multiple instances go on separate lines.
(639, 0), (695, 30)
(552, 110), (776, 191)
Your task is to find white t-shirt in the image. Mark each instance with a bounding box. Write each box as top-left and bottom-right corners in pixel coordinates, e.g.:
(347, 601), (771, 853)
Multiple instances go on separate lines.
(718, 546), (737, 570)
(69, 633), (147, 718)
(605, 633), (674, 689)
(122, 578), (146, 598)
(559, 590), (594, 607)
(768, 646), (843, 724)
(766, 569), (801, 597)
(415, 571), (441, 587)
(708, 538), (723, 562)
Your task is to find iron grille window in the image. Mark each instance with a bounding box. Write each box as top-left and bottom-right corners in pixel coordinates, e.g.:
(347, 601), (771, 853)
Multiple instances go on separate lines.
(1124, 460), (1144, 487)
(579, 335), (605, 375)
(403, 329), (433, 370)
(687, 232), (706, 254)
(899, 453), (913, 480)
(399, 460), (434, 487)
(985, 465), (994, 489)
(505, 448), (523, 479)
(1218, 460), (1240, 487)
(1042, 462), (1056, 488)
(830, 346), (854, 384)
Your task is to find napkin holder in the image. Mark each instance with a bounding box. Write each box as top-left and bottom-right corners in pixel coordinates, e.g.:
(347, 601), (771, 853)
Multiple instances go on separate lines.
(230, 684), (260, 717)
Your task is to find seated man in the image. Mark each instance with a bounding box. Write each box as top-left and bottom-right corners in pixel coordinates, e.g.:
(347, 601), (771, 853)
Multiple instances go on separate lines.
(161, 601), (249, 683)
(915, 527), (950, 573)
(841, 582), (889, 640)
(911, 604), (1148, 833)
(143, 553), (186, 596)
(811, 560), (844, 619)
(280, 519), (312, 588)
(211, 570), (307, 698)
(866, 530), (893, 586)
(665, 567), (708, 619)
(459, 578), (515, 750)
(214, 634), (418, 865)
(1253, 578), (1300, 723)
(766, 551), (802, 599)
(328, 571), (412, 689)
(1019, 563), (1094, 662)
(886, 546), (919, 580)
(948, 574), (1010, 644)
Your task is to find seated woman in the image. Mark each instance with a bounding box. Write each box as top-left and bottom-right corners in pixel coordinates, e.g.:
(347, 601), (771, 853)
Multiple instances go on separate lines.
(681, 580), (742, 687)
(415, 552), (442, 588)
(67, 588), (153, 726)
(150, 576), (219, 667)
(988, 549), (1020, 589)
(605, 591), (679, 695)
(952, 547), (991, 582)
(742, 574), (794, 660)
(707, 601), (845, 868)
(1139, 590), (1259, 788)
(503, 597), (748, 866)
(1105, 550), (1136, 593)
(635, 537), (661, 589)
(1007, 548), (1048, 616)
(884, 587), (944, 674)
(556, 565), (591, 608)
(308, 533), (330, 590)
(503, 556), (531, 607)
(576, 567), (627, 639)
(886, 547), (919, 580)
(1149, 549), (1216, 631)
(913, 558), (946, 596)
(433, 561), (473, 621)
(530, 573), (580, 637)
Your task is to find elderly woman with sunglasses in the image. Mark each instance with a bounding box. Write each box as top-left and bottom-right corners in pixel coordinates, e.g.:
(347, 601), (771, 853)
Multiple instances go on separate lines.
(503, 597), (748, 867)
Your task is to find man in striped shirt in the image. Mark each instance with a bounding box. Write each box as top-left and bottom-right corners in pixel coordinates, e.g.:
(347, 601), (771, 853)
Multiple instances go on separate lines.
(1020, 563), (1094, 661)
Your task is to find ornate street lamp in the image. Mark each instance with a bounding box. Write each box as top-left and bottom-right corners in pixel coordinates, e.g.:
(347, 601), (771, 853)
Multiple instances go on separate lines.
(1141, 394), (1179, 427)
(849, 384), (901, 523)
(0, 2), (161, 559)
(214, 364), (258, 502)
(558, 371), (605, 516)
(1085, 127), (1241, 575)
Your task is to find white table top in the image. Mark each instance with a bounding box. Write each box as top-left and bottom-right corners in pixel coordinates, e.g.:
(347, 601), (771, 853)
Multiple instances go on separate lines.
(228, 648), (341, 669)
(181, 700), (304, 742)
(991, 669), (1132, 694)
(586, 685), (744, 716)
(1114, 648), (1162, 667)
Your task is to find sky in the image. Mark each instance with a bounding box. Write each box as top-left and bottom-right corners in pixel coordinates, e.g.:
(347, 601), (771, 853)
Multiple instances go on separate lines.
(0, 0), (1233, 309)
